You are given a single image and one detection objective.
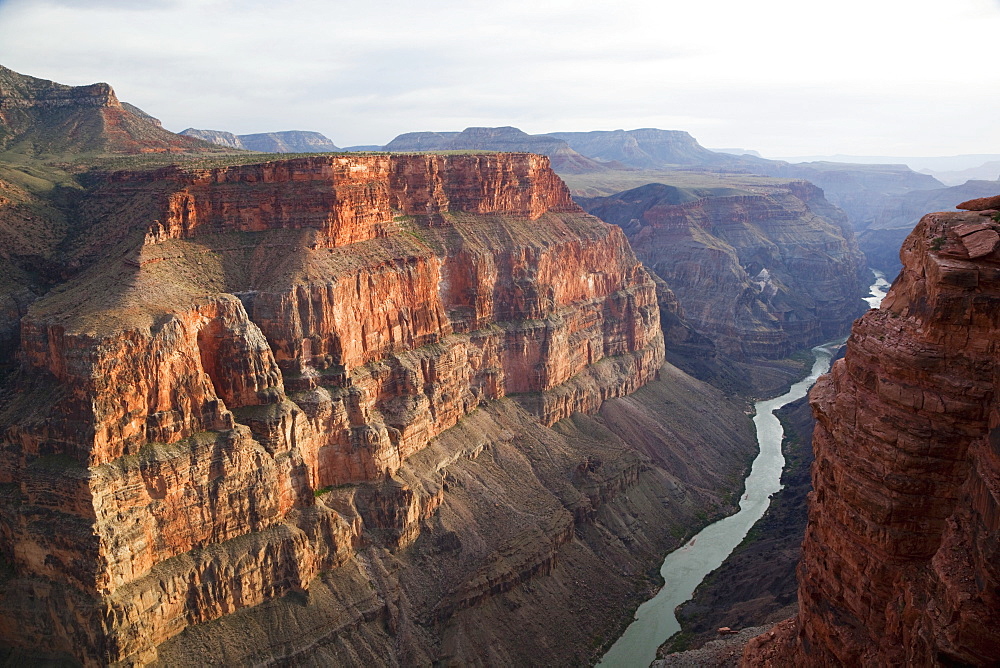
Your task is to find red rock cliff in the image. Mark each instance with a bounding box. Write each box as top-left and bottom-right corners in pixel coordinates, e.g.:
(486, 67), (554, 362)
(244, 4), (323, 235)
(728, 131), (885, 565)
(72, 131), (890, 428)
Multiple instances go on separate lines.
(139, 153), (576, 246)
(743, 207), (1000, 665)
(0, 153), (663, 663)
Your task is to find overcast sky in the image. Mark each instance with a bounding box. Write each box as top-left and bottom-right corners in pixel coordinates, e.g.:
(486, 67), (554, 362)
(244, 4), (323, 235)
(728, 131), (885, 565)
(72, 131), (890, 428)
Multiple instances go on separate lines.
(0, 0), (997, 157)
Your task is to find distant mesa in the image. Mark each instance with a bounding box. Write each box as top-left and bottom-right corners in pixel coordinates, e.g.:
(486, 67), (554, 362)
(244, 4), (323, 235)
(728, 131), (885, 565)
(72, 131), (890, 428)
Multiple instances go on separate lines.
(178, 128), (244, 149)
(547, 128), (752, 169)
(0, 64), (213, 155)
(857, 178), (1000, 275)
(774, 153), (1000, 185)
(340, 144), (382, 152)
(179, 128), (341, 153)
(926, 160), (1000, 187)
(380, 126), (761, 173)
(709, 147), (763, 157)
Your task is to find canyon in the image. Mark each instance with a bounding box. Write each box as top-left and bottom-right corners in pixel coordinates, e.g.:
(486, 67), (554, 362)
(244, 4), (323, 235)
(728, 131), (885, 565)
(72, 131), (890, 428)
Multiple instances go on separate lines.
(664, 394), (817, 656)
(0, 144), (766, 665)
(743, 199), (1000, 665)
(5, 63), (997, 668)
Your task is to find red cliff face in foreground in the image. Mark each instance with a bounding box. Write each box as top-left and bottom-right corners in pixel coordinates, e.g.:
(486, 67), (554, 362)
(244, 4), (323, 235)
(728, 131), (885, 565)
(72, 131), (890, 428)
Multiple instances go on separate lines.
(0, 153), (668, 663)
(743, 205), (1000, 665)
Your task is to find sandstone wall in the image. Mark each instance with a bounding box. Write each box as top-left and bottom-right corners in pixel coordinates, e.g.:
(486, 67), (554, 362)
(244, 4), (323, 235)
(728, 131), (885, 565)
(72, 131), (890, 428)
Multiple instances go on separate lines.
(0, 153), (663, 664)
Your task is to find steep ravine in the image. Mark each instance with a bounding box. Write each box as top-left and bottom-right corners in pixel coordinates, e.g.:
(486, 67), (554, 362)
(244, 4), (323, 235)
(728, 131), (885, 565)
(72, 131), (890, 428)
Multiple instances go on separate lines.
(660, 272), (889, 659)
(579, 181), (868, 359)
(661, 396), (815, 659)
(601, 340), (838, 668)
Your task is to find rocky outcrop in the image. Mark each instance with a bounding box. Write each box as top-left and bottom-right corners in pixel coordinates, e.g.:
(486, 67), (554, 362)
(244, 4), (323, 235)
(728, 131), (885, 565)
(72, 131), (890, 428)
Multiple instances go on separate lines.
(580, 181), (868, 359)
(743, 204), (1000, 665)
(958, 193), (1000, 211)
(0, 153), (668, 664)
(856, 178), (1000, 276)
(0, 64), (211, 155)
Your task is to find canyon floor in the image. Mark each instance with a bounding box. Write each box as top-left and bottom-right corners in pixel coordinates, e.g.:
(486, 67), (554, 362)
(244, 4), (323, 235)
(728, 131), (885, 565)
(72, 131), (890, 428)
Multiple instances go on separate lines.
(658, 394), (816, 659)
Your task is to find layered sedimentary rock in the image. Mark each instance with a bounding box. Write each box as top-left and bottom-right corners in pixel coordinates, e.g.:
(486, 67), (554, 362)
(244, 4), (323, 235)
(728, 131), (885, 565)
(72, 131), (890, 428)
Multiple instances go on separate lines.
(0, 64), (210, 155)
(744, 205), (1000, 665)
(580, 181), (868, 358)
(0, 153), (670, 664)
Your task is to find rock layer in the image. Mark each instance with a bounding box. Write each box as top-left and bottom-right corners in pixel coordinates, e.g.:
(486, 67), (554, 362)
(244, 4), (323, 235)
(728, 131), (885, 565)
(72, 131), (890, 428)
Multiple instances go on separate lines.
(0, 153), (665, 664)
(744, 208), (1000, 665)
(0, 64), (209, 155)
(580, 181), (868, 359)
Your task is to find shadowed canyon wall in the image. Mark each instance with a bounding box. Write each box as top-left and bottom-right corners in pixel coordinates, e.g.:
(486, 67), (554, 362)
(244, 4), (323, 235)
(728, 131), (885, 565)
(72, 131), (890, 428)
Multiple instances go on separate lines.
(580, 181), (869, 359)
(0, 153), (755, 665)
(743, 203), (1000, 666)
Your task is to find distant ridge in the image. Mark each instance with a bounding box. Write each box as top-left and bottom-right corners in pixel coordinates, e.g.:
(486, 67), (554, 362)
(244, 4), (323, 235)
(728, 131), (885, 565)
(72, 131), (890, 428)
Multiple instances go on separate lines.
(0, 64), (210, 155)
(180, 128), (341, 153)
(380, 126), (771, 172)
(383, 126), (615, 174)
(546, 128), (743, 168)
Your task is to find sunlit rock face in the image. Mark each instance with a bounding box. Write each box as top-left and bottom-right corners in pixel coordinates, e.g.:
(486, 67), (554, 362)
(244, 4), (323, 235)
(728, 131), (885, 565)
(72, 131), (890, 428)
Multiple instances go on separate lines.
(0, 153), (666, 663)
(743, 204), (1000, 666)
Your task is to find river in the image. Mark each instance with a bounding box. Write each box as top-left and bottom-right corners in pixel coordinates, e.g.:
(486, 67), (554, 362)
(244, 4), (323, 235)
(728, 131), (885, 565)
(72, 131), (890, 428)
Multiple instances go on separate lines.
(865, 269), (891, 309)
(598, 272), (890, 667)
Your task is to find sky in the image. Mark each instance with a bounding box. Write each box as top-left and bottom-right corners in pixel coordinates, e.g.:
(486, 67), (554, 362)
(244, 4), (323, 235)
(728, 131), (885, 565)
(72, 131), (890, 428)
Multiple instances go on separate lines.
(0, 0), (998, 157)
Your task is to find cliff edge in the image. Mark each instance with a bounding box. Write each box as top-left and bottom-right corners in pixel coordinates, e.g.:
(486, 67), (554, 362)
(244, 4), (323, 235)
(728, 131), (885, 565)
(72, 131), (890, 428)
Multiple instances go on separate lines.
(743, 201), (1000, 665)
